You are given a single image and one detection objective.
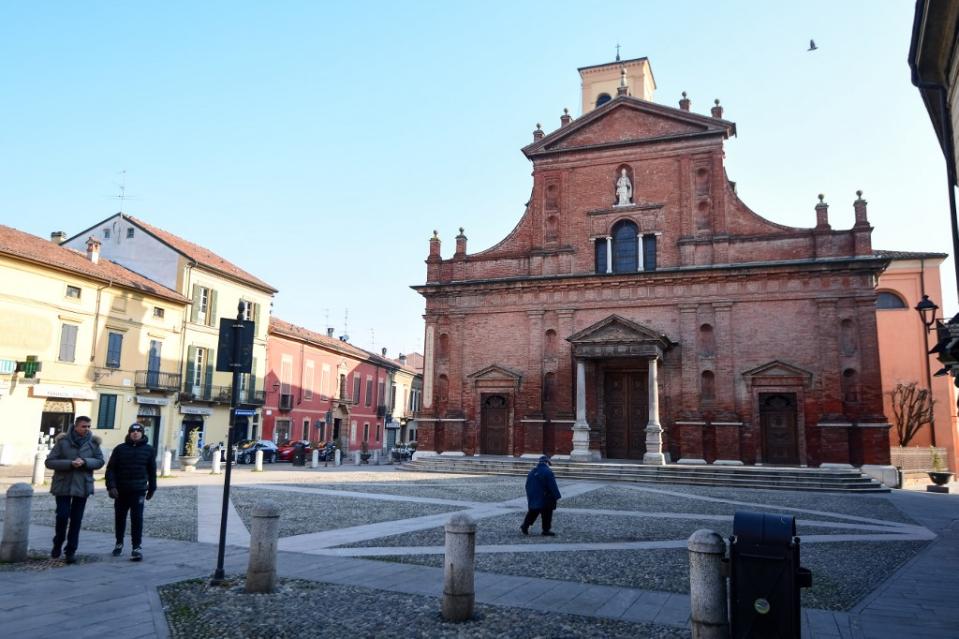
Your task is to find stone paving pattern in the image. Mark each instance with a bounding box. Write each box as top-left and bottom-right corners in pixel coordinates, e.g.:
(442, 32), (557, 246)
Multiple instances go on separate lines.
(0, 463), (956, 638)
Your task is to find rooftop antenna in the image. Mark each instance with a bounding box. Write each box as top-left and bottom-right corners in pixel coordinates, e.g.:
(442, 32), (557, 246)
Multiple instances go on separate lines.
(113, 169), (136, 215)
(340, 309), (350, 342)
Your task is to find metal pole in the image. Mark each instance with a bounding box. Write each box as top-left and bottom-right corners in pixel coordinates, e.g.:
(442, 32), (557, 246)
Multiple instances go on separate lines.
(213, 303), (244, 583)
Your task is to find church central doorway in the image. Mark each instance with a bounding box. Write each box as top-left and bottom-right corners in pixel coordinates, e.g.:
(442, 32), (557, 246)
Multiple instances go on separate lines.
(604, 371), (648, 459)
(481, 394), (509, 455)
(760, 393), (799, 465)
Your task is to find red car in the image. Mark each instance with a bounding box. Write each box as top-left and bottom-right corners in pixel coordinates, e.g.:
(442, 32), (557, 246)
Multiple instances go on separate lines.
(276, 440), (310, 462)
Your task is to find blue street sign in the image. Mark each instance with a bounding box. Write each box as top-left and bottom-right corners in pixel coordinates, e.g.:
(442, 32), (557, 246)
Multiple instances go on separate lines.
(234, 408), (256, 417)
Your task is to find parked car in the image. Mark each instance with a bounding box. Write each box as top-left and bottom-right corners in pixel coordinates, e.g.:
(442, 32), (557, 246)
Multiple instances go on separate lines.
(276, 440), (310, 462)
(236, 439), (278, 464)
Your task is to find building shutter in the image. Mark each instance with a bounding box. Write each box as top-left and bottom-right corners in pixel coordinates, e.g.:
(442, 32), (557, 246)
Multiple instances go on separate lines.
(208, 289), (218, 326)
(59, 324), (78, 362)
(249, 356), (258, 399)
(204, 348), (215, 397)
(186, 345), (197, 392)
(253, 303), (261, 332)
(190, 284), (200, 323)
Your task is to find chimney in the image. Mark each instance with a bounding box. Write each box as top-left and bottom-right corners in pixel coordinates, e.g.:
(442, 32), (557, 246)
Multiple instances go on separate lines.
(399, 353), (407, 366)
(679, 91), (691, 111)
(429, 230), (441, 259)
(532, 123), (544, 141)
(853, 190), (869, 227)
(560, 108), (572, 127)
(85, 237), (101, 264)
(326, 327), (334, 337)
(815, 194), (830, 230)
(50, 231), (66, 244)
(454, 227), (467, 257)
(711, 99), (724, 119)
(381, 347), (387, 357)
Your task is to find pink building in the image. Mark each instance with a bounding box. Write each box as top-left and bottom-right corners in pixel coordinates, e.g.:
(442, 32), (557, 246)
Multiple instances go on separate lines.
(876, 251), (959, 471)
(263, 318), (394, 452)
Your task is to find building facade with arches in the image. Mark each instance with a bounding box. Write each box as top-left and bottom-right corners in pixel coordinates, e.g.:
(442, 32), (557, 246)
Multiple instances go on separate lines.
(413, 58), (894, 475)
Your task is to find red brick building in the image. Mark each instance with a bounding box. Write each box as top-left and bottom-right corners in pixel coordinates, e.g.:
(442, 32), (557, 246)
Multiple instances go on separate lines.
(264, 318), (394, 453)
(413, 58), (892, 474)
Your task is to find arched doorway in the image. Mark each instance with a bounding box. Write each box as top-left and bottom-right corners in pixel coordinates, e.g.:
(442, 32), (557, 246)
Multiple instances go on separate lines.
(481, 395), (509, 455)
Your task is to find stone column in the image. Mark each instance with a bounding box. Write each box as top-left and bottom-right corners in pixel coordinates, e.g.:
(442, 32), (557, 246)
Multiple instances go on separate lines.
(605, 237), (613, 273)
(311, 448), (319, 468)
(254, 449), (264, 472)
(442, 513), (476, 622)
(637, 234), (645, 271)
(211, 449), (222, 475)
(161, 450), (173, 477)
(644, 357), (666, 465)
(0, 483), (33, 563)
(245, 500), (280, 593)
(570, 358), (593, 462)
(688, 529), (729, 638)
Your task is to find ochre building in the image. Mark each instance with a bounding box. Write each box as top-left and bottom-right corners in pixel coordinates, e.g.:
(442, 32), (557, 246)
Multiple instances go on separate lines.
(413, 58), (892, 475)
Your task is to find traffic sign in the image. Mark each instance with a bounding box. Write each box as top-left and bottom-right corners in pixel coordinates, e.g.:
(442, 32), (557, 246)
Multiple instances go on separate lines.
(234, 408), (256, 417)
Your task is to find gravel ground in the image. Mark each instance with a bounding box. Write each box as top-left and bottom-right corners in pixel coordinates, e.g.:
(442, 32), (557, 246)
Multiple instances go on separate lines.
(159, 576), (690, 639)
(339, 510), (858, 549)
(0, 550), (100, 571)
(294, 478), (528, 503)
(231, 488), (465, 538)
(373, 538), (927, 611)
(0, 487), (198, 542)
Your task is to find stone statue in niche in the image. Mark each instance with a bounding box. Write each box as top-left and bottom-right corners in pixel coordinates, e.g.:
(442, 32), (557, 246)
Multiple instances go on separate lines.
(615, 168), (633, 206)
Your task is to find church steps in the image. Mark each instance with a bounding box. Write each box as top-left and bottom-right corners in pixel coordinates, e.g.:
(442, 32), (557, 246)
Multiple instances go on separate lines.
(401, 458), (889, 492)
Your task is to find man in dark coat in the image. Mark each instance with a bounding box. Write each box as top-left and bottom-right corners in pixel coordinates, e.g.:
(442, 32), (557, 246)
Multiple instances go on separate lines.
(45, 416), (105, 563)
(521, 455), (562, 536)
(105, 423), (157, 561)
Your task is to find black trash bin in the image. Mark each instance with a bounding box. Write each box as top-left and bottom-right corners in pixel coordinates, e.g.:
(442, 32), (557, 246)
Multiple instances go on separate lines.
(292, 442), (307, 467)
(729, 511), (812, 639)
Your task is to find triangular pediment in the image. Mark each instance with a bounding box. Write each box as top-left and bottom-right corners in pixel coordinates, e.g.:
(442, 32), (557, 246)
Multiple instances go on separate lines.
(467, 364), (523, 382)
(568, 314), (672, 348)
(742, 360), (814, 382)
(523, 96), (734, 159)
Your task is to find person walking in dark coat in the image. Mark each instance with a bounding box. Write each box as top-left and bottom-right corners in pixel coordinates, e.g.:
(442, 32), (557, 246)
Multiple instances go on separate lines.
(105, 423), (157, 561)
(521, 455), (562, 536)
(45, 416), (105, 563)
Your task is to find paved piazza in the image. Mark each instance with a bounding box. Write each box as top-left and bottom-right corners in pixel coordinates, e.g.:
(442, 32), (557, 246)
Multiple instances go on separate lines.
(0, 464), (956, 638)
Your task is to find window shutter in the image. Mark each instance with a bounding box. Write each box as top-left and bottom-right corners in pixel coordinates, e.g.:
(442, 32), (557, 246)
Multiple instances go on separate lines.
(253, 303), (261, 333)
(59, 324), (78, 362)
(249, 356), (258, 399)
(204, 348), (215, 396)
(208, 289), (218, 326)
(190, 284), (200, 323)
(186, 345), (197, 391)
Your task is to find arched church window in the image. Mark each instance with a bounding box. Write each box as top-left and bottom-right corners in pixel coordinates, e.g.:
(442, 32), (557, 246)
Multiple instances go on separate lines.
(611, 220), (639, 273)
(875, 292), (907, 309)
(544, 329), (558, 357)
(841, 369), (859, 403)
(699, 324), (715, 357)
(438, 333), (450, 359)
(840, 319), (857, 356)
(595, 93), (612, 107)
(701, 370), (716, 401)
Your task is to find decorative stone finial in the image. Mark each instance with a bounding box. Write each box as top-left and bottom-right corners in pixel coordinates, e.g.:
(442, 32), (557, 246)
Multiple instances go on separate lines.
(856, 189), (863, 198)
(459, 227), (464, 235)
(536, 123), (542, 130)
(818, 194), (825, 203)
(564, 108), (569, 114)
(432, 230), (439, 239)
(714, 99), (720, 105)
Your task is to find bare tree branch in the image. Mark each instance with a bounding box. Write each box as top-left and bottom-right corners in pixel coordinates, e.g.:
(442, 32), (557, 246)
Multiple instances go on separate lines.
(890, 382), (935, 447)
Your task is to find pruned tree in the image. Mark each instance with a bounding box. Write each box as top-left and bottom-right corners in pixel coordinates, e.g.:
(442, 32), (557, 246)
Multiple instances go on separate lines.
(890, 382), (935, 447)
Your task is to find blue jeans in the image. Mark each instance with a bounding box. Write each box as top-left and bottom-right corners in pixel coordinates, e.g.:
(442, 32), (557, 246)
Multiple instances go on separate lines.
(54, 496), (87, 555)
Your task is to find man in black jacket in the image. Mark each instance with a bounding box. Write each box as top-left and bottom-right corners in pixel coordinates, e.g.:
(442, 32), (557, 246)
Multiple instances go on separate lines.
(105, 423), (157, 561)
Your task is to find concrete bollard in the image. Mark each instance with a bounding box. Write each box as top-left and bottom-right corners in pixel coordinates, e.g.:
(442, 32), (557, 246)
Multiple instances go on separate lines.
(441, 513), (476, 622)
(353, 450), (361, 465)
(334, 448), (341, 466)
(31, 452), (45, 487)
(245, 499), (280, 593)
(211, 450), (222, 474)
(311, 449), (319, 469)
(0, 483), (34, 562)
(688, 529), (729, 639)
(373, 450), (380, 465)
(254, 449), (264, 472)
(161, 450), (173, 477)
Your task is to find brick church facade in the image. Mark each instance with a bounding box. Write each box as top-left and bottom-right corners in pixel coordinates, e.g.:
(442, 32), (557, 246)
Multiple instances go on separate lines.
(413, 58), (892, 471)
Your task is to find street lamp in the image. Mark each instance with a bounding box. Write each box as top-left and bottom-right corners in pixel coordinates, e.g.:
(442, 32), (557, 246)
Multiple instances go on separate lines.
(915, 294), (939, 447)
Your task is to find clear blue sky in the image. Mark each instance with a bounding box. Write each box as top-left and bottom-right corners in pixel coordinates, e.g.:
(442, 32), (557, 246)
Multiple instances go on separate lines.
(1, 1), (952, 355)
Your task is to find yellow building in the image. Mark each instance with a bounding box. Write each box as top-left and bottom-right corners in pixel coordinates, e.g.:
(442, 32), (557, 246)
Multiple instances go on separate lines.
(63, 214), (276, 456)
(0, 225), (188, 464)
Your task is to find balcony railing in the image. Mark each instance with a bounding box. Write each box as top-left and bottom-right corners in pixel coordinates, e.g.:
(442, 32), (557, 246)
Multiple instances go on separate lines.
(135, 370), (181, 393)
(180, 383), (265, 405)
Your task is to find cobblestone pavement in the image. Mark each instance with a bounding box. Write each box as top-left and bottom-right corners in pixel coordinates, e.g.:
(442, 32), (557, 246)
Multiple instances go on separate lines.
(0, 463), (956, 638)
